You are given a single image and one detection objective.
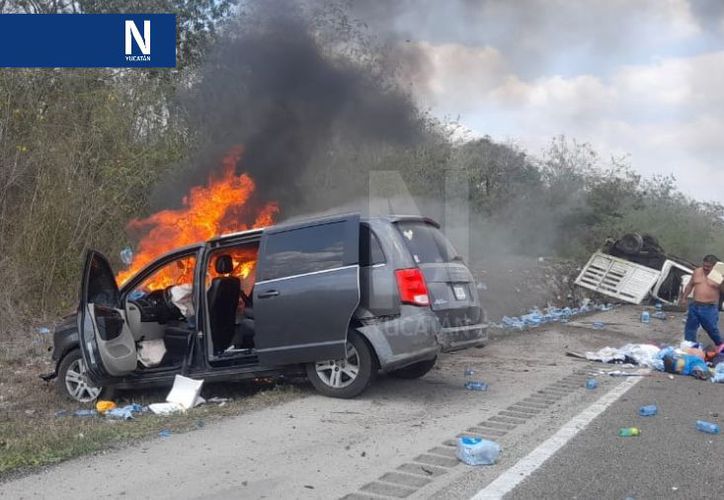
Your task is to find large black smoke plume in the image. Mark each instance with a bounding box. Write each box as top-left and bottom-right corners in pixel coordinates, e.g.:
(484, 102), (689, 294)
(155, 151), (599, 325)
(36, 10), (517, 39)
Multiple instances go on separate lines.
(155, 0), (429, 217)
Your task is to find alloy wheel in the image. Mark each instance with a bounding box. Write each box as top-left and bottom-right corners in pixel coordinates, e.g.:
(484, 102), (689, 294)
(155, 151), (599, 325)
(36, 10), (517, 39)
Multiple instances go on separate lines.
(65, 357), (102, 402)
(314, 342), (360, 389)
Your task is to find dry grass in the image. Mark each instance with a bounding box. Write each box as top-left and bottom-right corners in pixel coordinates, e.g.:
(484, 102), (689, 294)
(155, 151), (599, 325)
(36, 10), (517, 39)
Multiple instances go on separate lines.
(0, 353), (304, 478)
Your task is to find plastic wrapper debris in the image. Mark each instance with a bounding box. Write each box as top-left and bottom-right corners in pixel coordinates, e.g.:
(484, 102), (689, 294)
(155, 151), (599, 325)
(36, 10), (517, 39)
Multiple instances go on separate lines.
(456, 436), (501, 465)
(711, 363), (724, 383)
(106, 404), (143, 420)
(585, 344), (660, 367)
(73, 409), (97, 417)
(149, 402), (183, 415)
(663, 354), (711, 380)
(586, 347), (625, 364)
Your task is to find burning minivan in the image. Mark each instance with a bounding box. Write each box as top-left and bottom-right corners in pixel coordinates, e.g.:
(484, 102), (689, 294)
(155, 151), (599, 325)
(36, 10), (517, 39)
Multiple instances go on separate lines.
(575, 233), (695, 305)
(45, 214), (487, 402)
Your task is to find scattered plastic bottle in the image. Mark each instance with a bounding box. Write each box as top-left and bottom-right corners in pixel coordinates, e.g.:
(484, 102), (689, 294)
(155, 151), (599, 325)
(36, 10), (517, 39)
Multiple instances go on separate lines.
(464, 368), (476, 378)
(655, 301), (663, 312)
(455, 436), (501, 465)
(586, 378), (598, 390)
(696, 420), (720, 434)
(73, 409), (97, 417)
(465, 381), (488, 391)
(159, 429), (172, 438)
(618, 427), (641, 437)
(639, 405), (658, 417)
(640, 310), (651, 324)
(120, 246), (134, 266)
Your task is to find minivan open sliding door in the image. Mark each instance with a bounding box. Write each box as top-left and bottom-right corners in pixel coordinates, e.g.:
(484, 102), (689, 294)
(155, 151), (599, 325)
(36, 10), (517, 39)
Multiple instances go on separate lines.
(254, 215), (360, 366)
(78, 250), (137, 384)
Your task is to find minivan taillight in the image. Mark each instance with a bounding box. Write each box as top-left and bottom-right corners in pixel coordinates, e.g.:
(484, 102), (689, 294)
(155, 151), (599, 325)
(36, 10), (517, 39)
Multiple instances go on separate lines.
(395, 268), (430, 306)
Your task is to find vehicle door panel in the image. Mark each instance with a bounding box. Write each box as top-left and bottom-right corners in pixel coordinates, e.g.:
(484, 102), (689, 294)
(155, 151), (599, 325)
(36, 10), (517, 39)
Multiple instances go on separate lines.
(254, 215), (360, 366)
(78, 250), (137, 382)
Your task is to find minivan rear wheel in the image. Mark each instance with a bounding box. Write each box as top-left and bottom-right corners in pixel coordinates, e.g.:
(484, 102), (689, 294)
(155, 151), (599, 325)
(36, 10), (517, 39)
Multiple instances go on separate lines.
(389, 357), (437, 379)
(306, 332), (375, 398)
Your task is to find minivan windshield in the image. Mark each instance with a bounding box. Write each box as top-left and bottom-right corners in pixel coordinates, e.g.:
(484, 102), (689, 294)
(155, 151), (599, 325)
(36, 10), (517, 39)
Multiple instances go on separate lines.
(395, 221), (460, 264)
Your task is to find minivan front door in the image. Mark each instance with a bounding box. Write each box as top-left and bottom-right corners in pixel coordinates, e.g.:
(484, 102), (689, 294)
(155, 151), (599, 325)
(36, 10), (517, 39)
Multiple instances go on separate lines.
(78, 250), (137, 383)
(254, 215), (360, 366)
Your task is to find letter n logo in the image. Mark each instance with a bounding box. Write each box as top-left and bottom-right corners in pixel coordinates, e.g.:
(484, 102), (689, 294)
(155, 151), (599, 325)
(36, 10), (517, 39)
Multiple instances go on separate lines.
(125, 20), (151, 55)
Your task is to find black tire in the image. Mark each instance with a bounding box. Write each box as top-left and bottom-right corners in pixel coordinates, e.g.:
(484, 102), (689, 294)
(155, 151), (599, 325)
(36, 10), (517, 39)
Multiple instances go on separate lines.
(56, 349), (114, 403)
(615, 233), (644, 255)
(305, 332), (375, 399)
(389, 357), (437, 379)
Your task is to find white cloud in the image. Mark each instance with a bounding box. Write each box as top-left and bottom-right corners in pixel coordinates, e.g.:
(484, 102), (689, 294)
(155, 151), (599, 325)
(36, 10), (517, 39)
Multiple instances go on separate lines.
(410, 42), (724, 202)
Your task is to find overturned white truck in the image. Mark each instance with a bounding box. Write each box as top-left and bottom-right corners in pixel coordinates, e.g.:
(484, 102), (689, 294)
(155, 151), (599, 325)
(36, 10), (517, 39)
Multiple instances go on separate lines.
(575, 233), (696, 306)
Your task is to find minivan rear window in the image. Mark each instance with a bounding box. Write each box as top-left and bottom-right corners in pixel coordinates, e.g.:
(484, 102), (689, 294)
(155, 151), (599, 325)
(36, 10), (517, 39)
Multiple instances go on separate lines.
(395, 221), (459, 264)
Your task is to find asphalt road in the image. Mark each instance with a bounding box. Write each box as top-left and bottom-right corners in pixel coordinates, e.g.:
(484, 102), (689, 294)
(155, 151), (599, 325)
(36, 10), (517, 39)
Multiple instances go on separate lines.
(509, 374), (723, 500)
(1, 306), (721, 500)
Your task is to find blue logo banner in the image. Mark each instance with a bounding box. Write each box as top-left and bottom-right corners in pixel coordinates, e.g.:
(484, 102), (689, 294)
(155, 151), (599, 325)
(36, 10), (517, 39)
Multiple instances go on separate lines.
(0, 14), (176, 68)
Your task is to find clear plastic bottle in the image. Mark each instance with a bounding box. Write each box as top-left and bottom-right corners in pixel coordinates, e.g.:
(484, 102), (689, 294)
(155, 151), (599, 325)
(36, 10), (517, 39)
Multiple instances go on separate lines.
(639, 405), (657, 416)
(586, 378), (598, 390)
(618, 427), (640, 437)
(120, 246), (134, 265)
(640, 310), (651, 324)
(696, 420), (720, 434)
(464, 381), (488, 391)
(456, 436), (501, 465)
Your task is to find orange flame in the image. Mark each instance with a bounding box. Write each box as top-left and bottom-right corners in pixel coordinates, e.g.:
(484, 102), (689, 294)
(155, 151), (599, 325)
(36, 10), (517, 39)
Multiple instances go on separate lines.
(116, 146), (278, 289)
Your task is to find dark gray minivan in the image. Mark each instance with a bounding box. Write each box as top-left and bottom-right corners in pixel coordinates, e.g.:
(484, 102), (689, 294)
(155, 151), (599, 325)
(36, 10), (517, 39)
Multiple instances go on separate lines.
(47, 214), (487, 402)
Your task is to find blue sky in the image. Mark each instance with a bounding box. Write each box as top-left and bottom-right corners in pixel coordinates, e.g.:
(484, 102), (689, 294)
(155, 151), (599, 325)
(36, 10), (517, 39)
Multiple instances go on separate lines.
(353, 0), (724, 203)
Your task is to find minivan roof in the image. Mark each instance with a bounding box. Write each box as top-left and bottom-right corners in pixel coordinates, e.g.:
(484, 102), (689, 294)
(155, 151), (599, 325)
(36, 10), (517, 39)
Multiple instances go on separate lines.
(159, 214), (441, 251)
(211, 214), (441, 242)
(124, 214), (441, 284)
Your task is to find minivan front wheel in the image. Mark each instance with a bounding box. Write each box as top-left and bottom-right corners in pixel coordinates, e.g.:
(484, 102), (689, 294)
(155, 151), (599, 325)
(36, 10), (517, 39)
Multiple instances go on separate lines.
(57, 349), (111, 403)
(306, 332), (375, 398)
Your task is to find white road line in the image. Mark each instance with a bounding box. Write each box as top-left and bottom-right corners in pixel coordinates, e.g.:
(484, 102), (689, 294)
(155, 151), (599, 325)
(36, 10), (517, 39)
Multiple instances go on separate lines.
(470, 377), (643, 500)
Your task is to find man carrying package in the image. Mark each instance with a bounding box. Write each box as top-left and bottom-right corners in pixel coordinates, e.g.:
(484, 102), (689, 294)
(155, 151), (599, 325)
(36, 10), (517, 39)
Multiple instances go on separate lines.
(680, 254), (724, 347)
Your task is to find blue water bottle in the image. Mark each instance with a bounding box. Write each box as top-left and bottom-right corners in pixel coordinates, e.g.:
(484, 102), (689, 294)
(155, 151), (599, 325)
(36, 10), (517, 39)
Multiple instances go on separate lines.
(465, 381), (488, 391)
(696, 420), (720, 434)
(639, 405), (657, 416)
(640, 310), (651, 324)
(586, 378), (598, 390)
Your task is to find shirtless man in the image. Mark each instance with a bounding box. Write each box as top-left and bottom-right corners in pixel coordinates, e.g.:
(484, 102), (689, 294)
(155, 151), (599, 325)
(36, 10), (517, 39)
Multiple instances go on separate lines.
(679, 254), (723, 346)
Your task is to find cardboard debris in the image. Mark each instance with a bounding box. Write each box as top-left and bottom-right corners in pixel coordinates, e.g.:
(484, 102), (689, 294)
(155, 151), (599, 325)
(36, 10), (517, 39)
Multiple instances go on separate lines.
(707, 262), (724, 285)
(149, 375), (204, 415)
(166, 375), (203, 410)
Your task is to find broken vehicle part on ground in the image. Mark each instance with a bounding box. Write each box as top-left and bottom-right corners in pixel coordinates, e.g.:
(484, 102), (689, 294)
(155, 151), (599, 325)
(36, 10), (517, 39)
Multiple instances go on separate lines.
(47, 214), (488, 402)
(575, 233), (695, 306)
